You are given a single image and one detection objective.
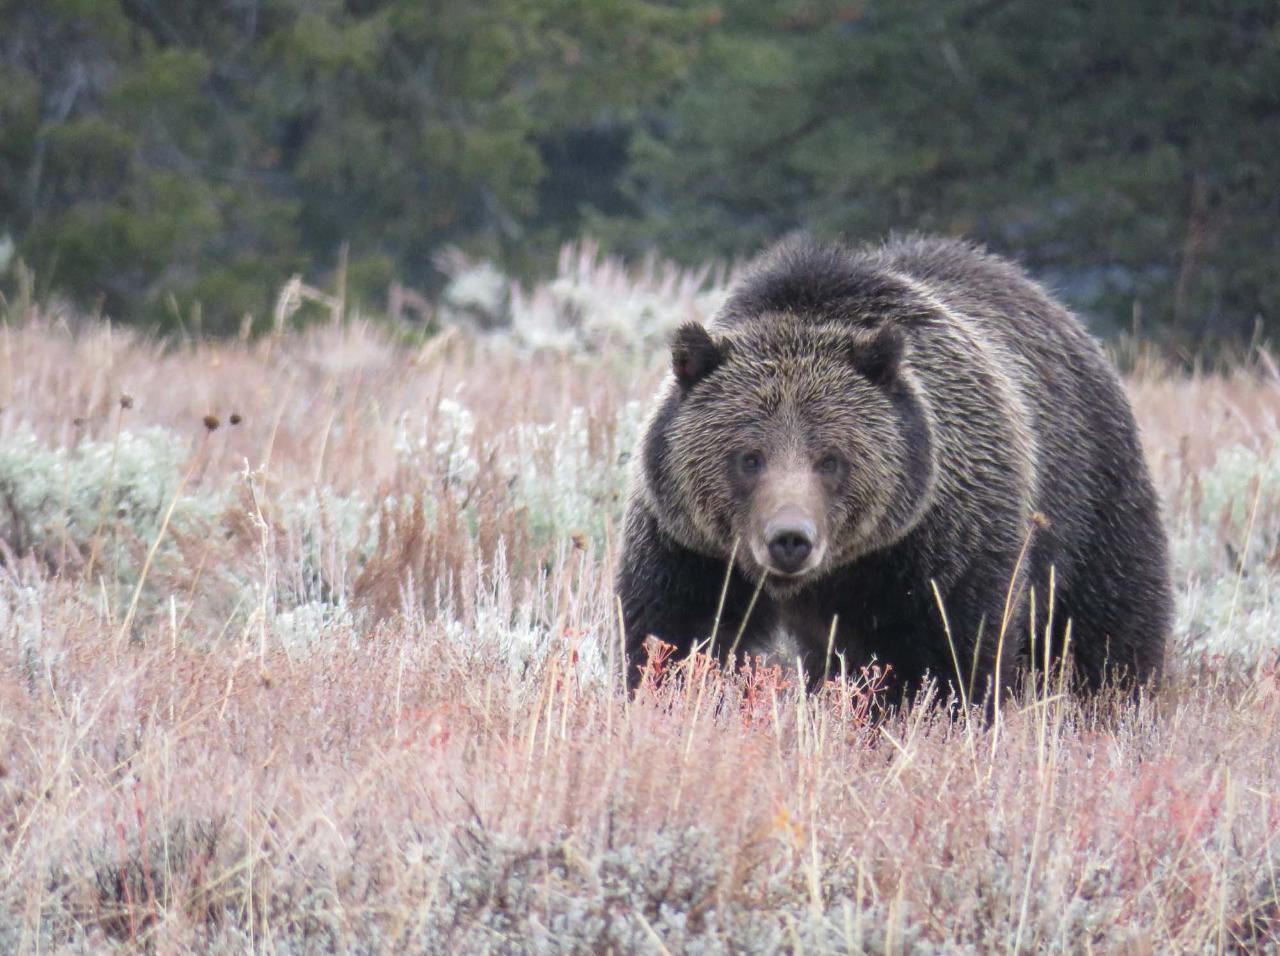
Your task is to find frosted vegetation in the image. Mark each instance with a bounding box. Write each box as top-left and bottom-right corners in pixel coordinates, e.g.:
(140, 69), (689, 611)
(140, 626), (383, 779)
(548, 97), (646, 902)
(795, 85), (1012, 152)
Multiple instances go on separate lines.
(440, 239), (729, 350)
(1, 252), (1278, 950)
(1173, 444), (1280, 669)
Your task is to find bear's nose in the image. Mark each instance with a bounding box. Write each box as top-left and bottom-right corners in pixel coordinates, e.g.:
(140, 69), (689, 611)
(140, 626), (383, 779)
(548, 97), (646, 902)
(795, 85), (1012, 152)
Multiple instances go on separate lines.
(765, 518), (816, 574)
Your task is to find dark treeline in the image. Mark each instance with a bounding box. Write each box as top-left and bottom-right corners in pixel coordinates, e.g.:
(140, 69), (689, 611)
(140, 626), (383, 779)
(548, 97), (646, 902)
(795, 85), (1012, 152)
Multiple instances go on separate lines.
(1, 0), (1277, 342)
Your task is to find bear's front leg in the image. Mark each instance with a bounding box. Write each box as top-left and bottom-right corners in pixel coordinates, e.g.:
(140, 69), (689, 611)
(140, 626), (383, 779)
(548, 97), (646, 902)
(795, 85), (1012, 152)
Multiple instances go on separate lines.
(616, 504), (770, 689)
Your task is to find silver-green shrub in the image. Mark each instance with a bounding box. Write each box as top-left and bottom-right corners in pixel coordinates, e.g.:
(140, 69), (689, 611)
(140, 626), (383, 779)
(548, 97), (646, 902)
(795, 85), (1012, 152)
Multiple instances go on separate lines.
(0, 424), (218, 578)
(1172, 444), (1280, 669)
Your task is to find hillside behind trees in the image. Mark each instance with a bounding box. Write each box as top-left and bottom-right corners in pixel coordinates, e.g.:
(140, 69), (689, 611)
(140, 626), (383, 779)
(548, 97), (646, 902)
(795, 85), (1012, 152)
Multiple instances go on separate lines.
(2, 0), (1277, 343)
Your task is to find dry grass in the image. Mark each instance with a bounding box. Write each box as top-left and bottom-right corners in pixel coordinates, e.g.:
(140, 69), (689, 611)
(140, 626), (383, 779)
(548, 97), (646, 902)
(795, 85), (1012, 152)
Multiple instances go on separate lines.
(2, 315), (1280, 953)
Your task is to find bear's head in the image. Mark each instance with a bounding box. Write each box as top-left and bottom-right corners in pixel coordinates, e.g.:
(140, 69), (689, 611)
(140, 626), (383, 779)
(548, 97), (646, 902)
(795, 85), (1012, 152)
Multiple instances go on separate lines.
(657, 316), (936, 596)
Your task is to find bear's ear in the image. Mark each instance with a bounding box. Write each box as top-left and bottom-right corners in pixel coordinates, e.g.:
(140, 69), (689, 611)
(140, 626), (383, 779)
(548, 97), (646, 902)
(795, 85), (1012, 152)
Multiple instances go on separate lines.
(671, 323), (727, 391)
(847, 325), (903, 387)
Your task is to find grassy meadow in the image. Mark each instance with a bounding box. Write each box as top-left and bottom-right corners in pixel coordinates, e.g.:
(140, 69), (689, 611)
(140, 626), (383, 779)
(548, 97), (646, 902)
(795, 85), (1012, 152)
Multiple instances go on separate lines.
(1, 254), (1280, 953)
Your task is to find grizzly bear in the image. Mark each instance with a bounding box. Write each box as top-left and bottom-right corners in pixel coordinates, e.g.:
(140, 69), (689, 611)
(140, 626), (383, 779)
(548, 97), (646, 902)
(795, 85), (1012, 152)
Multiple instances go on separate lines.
(617, 236), (1171, 703)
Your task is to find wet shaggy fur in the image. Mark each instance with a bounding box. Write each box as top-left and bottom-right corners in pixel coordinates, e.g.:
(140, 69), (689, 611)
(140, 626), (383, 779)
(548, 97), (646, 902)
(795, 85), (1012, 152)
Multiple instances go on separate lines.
(617, 236), (1172, 702)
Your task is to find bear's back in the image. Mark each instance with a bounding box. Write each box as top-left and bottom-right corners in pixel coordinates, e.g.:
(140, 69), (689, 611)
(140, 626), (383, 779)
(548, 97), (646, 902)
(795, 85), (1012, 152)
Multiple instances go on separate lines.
(865, 235), (1102, 366)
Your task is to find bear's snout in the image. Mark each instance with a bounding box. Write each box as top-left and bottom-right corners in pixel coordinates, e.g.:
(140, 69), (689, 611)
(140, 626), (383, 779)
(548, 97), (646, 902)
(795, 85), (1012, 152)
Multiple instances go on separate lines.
(762, 508), (819, 575)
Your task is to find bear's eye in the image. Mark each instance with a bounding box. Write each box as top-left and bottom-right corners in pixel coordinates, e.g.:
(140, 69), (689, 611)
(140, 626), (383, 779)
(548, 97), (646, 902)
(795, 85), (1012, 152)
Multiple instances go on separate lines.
(816, 453), (845, 477)
(738, 451), (765, 475)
